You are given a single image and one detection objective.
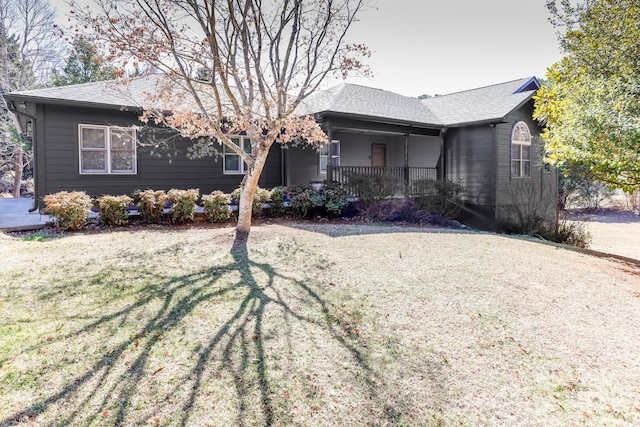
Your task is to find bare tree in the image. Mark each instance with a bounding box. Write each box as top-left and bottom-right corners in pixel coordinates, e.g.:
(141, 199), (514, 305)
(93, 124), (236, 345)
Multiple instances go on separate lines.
(0, 0), (64, 197)
(71, 0), (370, 249)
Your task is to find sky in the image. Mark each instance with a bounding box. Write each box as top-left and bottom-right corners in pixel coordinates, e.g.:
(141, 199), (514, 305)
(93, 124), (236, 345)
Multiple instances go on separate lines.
(49, 0), (564, 98)
(338, 0), (564, 96)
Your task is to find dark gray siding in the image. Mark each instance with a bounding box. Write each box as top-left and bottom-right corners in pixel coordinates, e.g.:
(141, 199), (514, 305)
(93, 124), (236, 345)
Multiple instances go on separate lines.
(445, 125), (495, 206)
(494, 101), (557, 230)
(286, 144), (323, 185)
(443, 125), (497, 230)
(38, 104), (282, 200)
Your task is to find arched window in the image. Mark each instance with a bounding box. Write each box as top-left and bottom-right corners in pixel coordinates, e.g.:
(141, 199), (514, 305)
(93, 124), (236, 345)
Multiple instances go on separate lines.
(511, 121), (531, 177)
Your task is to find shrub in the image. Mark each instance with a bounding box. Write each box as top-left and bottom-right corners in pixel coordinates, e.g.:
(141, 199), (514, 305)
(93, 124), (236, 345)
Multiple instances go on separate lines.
(167, 188), (200, 224)
(358, 197), (412, 222)
(347, 173), (400, 208)
(43, 191), (92, 230)
(96, 194), (133, 226)
(134, 189), (168, 224)
(267, 186), (288, 217)
(202, 190), (232, 223)
(540, 217), (592, 248)
(288, 184), (349, 218)
(232, 186), (269, 217)
(322, 184), (349, 217)
(503, 181), (556, 235)
(289, 185), (323, 217)
(413, 179), (465, 219)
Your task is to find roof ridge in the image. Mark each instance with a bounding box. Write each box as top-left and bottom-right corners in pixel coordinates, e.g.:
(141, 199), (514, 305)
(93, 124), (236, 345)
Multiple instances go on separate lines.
(432, 77), (534, 98)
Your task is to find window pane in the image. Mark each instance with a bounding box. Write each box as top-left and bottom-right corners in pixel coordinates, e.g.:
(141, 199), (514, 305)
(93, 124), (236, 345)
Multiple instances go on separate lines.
(512, 122), (531, 144)
(320, 155), (328, 172)
(110, 129), (135, 150)
(82, 127), (106, 149)
(331, 140), (340, 156)
(320, 144), (329, 156)
(111, 151), (134, 172)
(243, 138), (252, 154)
(225, 154), (240, 172)
(522, 145), (531, 160)
(511, 144), (521, 160)
(511, 160), (520, 177)
(82, 151), (106, 171)
(522, 160), (531, 177)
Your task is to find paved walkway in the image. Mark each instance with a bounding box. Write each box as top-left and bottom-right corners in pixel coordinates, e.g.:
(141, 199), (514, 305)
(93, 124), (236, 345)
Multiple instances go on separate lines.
(0, 198), (51, 231)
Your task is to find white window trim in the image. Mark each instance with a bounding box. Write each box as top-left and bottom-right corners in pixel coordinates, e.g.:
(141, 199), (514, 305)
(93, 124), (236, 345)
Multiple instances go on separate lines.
(223, 136), (251, 175)
(319, 139), (340, 174)
(511, 121), (531, 178)
(79, 124), (137, 175)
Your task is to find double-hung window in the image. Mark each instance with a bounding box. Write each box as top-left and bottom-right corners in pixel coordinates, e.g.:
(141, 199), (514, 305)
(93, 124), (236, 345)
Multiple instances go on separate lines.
(320, 139), (340, 174)
(223, 136), (251, 174)
(511, 121), (531, 178)
(79, 125), (137, 174)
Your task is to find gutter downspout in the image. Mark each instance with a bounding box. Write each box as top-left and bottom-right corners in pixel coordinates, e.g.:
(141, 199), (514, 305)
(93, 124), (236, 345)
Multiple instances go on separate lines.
(7, 102), (38, 212)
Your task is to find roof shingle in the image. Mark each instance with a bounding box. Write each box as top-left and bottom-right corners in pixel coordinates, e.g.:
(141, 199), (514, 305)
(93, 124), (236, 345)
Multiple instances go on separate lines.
(421, 77), (539, 126)
(5, 75), (539, 127)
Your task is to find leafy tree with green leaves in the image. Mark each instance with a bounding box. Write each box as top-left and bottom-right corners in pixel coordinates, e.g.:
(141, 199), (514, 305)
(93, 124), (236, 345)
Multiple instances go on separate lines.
(534, 0), (640, 192)
(52, 37), (114, 86)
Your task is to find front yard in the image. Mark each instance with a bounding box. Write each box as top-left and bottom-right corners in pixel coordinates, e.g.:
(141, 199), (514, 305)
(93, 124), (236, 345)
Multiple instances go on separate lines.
(1, 223), (639, 426)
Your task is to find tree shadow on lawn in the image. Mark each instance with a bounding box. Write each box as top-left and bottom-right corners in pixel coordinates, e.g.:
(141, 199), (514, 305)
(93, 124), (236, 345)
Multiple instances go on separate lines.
(284, 221), (477, 238)
(0, 239), (427, 426)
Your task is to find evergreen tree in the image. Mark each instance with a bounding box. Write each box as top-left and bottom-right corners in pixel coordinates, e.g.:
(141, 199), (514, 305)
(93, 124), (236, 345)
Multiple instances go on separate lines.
(53, 37), (114, 86)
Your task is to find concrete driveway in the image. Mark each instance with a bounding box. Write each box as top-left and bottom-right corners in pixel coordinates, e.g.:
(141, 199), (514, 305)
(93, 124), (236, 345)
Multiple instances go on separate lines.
(0, 198), (51, 231)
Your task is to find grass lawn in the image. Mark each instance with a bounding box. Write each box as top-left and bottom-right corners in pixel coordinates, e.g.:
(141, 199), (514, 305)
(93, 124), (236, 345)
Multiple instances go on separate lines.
(1, 222), (639, 426)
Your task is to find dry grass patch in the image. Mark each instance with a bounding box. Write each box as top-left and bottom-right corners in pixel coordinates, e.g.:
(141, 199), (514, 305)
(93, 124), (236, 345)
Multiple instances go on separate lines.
(1, 223), (639, 426)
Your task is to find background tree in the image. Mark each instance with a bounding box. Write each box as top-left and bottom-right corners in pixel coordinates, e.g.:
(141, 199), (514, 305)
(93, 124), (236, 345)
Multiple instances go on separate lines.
(534, 0), (640, 193)
(0, 0), (63, 197)
(52, 36), (114, 86)
(72, 0), (370, 248)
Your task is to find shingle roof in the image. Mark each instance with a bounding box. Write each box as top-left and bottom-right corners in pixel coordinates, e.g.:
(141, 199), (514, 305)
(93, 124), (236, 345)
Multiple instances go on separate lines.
(4, 75), (163, 109)
(296, 83), (443, 126)
(5, 75), (539, 127)
(422, 77), (539, 126)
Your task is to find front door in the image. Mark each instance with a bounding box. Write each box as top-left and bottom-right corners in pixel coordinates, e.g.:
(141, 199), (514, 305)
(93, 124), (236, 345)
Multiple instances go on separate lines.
(371, 144), (386, 167)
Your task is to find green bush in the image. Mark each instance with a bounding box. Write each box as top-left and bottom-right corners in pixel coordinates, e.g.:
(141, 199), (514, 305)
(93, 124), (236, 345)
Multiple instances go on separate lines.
(288, 184), (348, 218)
(134, 189), (168, 224)
(268, 186), (288, 217)
(413, 179), (465, 219)
(202, 190), (232, 223)
(322, 184), (349, 217)
(43, 191), (92, 230)
(96, 194), (133, 226)
(231, 186), (269, 217)
(167, 188), (199, 224)
(289, 185), (323, 217)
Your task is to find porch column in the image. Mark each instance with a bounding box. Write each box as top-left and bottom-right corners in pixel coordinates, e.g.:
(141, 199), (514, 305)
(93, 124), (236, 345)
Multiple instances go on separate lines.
(404, 133), (410, 187)
(326, 120), (333, 184)
(439, 127), (448, 181)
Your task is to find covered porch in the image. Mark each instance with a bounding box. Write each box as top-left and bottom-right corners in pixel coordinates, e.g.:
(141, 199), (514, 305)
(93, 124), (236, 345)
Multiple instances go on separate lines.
(325, 117), (444, 195)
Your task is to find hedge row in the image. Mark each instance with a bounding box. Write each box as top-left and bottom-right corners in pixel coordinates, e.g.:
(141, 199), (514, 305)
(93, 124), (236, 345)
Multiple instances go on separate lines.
(43, 184), (351, 230)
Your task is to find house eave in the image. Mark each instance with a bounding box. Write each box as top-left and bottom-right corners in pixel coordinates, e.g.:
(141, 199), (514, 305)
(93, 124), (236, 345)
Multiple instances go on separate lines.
(316, 111), (443, 131)
(2, 94), (141, 113)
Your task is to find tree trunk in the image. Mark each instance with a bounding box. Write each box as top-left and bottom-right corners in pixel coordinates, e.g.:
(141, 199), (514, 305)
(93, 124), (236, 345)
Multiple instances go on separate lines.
(231, 146), (271, 252)
(12, 145), (23, 198)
